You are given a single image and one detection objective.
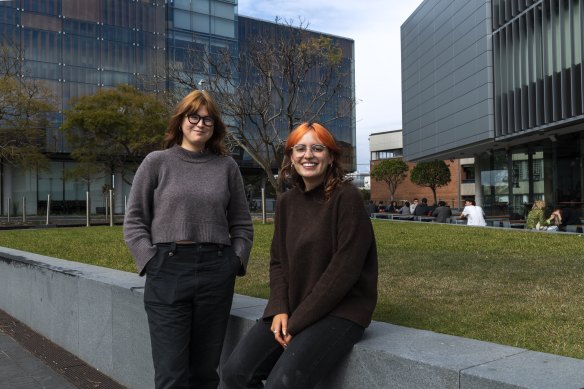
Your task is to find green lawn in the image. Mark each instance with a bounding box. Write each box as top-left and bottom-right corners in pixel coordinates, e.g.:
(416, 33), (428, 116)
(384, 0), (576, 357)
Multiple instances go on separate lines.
(0, 221), (583, 360)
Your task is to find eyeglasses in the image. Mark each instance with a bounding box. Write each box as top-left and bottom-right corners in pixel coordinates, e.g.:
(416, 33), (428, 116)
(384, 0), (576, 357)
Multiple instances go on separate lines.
(187, 114), (215, 126)
(291, 144), (327, 155)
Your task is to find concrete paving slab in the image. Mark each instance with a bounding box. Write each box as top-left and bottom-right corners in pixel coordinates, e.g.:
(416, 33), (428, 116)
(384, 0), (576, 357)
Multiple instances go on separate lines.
(0, 332), (76, 389)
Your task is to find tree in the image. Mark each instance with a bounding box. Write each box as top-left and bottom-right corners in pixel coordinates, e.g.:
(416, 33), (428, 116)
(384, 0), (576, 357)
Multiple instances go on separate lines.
(168, 18), (354, 193)
(370, 159), (409, 201)
(410, 160), (451, 205)
(0, 44), (55, 168)
(61, 84), (169, 186)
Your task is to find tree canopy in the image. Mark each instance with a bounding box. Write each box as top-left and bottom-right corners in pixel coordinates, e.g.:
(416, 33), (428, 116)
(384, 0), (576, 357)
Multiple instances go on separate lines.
(61, 84), (169, 185)
(0, 44), (55, 168)
(370, 159), (409, 201)
(410, 160), (451, 205)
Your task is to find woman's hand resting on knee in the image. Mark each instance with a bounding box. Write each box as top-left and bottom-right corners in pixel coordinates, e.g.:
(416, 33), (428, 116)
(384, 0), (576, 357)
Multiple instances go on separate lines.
(271, 314), (293, 348)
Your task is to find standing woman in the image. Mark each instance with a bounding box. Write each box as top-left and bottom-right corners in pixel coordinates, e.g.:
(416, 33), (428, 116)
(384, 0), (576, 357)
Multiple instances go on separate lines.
(124, 90), (253, 389)
(221, 122), (378, 389)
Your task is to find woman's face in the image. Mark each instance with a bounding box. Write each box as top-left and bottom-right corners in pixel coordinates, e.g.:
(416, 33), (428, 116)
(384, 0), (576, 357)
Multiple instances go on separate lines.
(180, 105), (214, 152)
(291, 130), (333, 191)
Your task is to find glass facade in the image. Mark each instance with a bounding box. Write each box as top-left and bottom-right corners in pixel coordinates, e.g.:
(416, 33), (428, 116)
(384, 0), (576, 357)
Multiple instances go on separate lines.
(401, 0), (584, 218)
(477, 133), (584, 217)
(473, 0), (584, 216)
(236, 17), (356, 171)
(0, 0), (356, 215)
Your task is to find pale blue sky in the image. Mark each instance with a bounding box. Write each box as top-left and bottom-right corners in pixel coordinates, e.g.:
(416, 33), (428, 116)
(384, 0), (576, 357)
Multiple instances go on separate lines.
(237, 1), (424, 172)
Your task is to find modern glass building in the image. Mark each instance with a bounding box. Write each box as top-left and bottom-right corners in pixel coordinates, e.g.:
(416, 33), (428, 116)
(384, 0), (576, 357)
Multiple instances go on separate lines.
(0, 0), (355, 215)
(402, 0), (584, 216)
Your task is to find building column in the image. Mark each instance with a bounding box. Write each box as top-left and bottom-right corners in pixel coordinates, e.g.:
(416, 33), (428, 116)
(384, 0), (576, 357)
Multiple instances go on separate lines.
(474, 154), (483, 207)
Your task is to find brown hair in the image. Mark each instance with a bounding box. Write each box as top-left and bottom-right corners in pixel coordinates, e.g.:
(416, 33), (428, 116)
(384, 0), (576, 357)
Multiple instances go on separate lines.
(162, 90), (228, 155)
(280, 122), (348, 200)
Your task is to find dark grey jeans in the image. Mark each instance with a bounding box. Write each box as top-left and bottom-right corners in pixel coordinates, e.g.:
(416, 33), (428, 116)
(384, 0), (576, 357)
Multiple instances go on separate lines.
(220, 315), (364, 389)
(144, 243), (239, 389)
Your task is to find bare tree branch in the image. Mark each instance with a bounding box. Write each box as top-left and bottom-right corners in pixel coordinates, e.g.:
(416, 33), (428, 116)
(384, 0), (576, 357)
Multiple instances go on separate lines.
(167, 18), (354, 193)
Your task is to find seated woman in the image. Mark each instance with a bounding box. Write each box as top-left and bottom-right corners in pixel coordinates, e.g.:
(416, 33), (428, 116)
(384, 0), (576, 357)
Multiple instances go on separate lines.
(546, 208), (562, 231)
(221, 122), (378, 389)
(387, 200), (399, 213)
(525, 200), (547, 230)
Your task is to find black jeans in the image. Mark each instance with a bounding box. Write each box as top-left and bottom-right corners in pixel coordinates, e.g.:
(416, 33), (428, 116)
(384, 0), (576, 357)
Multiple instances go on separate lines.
(220, 315), (364, 389)
(144, 243), (239, 389)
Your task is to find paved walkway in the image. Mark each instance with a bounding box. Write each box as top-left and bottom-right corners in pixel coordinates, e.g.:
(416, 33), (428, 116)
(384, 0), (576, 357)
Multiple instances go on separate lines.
(0, 309), (125, 389)
(0, 331), (76, 389)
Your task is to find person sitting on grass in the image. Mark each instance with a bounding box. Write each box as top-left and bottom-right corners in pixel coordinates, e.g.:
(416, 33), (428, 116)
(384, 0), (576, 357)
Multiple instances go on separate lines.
(525, 200), (547, 230)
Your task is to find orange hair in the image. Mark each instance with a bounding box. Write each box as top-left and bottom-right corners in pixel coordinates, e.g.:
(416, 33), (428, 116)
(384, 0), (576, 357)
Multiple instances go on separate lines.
(280, 122), (348, 200)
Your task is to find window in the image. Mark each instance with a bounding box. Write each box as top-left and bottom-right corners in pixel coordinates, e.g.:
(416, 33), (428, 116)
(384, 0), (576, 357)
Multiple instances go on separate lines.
(372, 149), (403, 160)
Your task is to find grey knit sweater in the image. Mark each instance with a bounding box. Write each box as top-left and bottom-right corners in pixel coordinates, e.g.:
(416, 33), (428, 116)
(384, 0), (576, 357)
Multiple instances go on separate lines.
(124, 145), (254, 276)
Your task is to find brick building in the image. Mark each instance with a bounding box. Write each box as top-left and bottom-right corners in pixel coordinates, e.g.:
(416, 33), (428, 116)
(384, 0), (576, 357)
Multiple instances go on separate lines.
(369, 130), (475, 209)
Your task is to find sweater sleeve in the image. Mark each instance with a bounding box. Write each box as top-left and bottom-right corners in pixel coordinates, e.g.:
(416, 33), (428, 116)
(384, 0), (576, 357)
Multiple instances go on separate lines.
(226, 159), (254, 276)
(287, 185), (376, 335)
(263, 196), (290, 317)
(123, 154), (158, 276)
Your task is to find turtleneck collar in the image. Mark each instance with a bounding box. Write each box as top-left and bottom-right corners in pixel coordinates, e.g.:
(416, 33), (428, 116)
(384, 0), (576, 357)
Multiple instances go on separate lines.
(171, 144), (220, 163)
(296, 182), (325, 200)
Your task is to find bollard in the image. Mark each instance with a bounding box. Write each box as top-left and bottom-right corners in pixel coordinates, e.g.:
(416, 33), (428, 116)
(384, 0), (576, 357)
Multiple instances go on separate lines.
(109, 189), (114, 226)
(46, 194), (51, 225)
(86, 191), (90, 227)
(7, 198), (10, 223)
(22, 197), (26, 224)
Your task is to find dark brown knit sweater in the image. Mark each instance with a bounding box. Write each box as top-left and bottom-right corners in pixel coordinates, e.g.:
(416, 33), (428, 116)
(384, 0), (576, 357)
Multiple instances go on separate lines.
(263, 182), (378, 335)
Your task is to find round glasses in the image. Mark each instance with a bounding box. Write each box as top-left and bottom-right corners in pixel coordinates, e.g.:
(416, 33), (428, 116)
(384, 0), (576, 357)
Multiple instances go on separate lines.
(187, 114), (215, 126)
(291, 144), (327, 155)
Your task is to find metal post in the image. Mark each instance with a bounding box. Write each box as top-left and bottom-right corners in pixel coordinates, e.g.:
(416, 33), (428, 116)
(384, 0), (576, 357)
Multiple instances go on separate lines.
(261, 188), (266, 224)
(46, 194), (51, 225)
(7, 197), (10, 223)
(86, 191), (90, 227)
(22, 197), (26, 223)
(109, 189), (114, 226)
(124, 195), (127, 215)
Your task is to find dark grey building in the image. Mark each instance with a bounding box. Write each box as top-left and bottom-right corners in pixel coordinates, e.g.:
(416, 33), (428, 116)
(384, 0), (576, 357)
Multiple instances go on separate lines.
(0, 0), (355, 215)
(402, 0), (584, 216)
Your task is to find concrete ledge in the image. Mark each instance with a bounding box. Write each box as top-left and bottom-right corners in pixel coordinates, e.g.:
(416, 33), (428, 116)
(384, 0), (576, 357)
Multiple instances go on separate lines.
(1, 247), (584, 388)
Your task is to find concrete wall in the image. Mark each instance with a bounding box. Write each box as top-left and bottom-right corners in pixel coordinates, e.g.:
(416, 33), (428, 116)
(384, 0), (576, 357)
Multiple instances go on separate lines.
(401, 0), (495, 161)
(1, 247), (584, 388)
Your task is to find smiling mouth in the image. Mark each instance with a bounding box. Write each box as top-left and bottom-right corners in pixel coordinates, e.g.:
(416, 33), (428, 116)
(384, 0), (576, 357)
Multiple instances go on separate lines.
(302, 162), (317, 167)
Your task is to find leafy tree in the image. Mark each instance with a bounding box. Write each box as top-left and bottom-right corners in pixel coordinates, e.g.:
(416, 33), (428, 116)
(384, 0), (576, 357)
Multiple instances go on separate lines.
(168, 18), (354, 193)
(370, 159), (409, 201)
(410, 160), (451, 205)
(61, 84), (169, 185)
(0, 44), (55, 168)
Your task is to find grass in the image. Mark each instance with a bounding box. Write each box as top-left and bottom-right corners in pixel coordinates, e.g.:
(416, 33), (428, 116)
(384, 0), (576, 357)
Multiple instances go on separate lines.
(0, 221), (583, 360)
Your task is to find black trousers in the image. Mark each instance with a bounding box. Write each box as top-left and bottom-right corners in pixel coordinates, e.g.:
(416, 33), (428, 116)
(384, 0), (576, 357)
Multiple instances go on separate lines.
(144, 243), (239, 389)
(220, 315), (364, 389)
